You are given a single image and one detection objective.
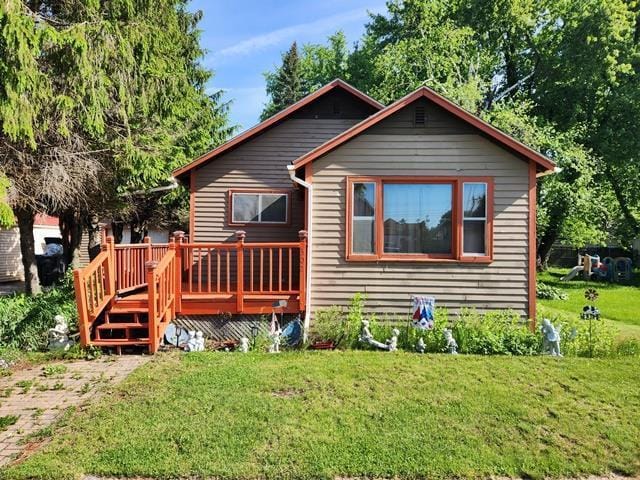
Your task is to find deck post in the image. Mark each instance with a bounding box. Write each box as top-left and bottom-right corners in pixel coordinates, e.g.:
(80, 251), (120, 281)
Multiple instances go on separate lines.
(168, 239), (177, 320)
(236, 231), (246, 313)
(143, 236), (152, 262)
(103, 236), (116, 298)
(172, 231), (185, 314)
(73, 269), (90, 347)
(146, 260), (159, 353)
(298, 230), (308, 312)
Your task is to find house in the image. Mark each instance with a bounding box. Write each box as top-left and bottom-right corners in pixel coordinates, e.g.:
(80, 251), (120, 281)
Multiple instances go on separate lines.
(73, 80), (555, 352)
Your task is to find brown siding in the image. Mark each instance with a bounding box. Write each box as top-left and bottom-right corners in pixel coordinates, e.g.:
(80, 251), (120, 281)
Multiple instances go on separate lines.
(310, 103), (532, 317)
(193, 117), (362, 243)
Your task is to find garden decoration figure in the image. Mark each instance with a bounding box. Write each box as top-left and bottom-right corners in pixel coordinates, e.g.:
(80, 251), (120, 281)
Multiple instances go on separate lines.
(411, 296), (435, 329)
(239, 337), (250, 353)
(48, 314), (75, 351)
(387, 328), (400, 352)
(358, 320), (391, 350)
(443, 328), (458, 354)
(540, 319), (562, 357)
(269, 319), (282, 353)
(416, 337), (426, 353)
(194, 331), (205, 352)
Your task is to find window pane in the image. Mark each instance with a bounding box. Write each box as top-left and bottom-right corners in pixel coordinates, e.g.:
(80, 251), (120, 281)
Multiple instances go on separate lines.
(233, 194), (259, 222)
(353, 183), (375, 217)
(463, 183), (486, 218)
(260, 194), (287, 222)
(383, 183), (452, 254)
(353, 219), (375, 254)
(463, 220), (486, 254)
(352, 183), (375, 254)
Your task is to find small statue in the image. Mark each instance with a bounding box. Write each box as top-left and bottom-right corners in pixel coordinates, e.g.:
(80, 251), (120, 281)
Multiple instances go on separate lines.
(386, 328), (400, 352)
(268, 323), (282, 353)
(416, 337), (426, 354)
(184, 331), (198, 352)
(443, 328), (458, 354)
(193, 331), (205, 352)
(541, 318), (562, 356)
(239, 337), (250, 353)
(48, 314), (75, 351)
(358, 320), (389, 350)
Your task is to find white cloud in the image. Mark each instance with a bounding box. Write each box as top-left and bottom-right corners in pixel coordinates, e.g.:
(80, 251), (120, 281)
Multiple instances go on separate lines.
(212, 5), (384, 60)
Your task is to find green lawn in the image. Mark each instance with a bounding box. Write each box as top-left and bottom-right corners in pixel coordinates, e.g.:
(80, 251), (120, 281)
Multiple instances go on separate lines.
(4, 352), (640, 480)
(538, 267), (640, 337)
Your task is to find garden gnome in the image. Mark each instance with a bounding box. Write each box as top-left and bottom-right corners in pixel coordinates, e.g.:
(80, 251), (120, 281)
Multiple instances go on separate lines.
(358, 320), (389, 350)
(184, 331), (197, 352)
(239, 337), (250, 353)
(541, 319), (562, 357)
(443, 328), (458, 354)
(387, 328), (400, 352)
(48, 314), (75, 351)
(416, 337), (426, 354)
(194, 331), (205, 352)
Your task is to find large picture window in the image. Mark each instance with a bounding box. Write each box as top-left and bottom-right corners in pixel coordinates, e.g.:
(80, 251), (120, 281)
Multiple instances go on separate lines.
(347, 177), (493, 262)
(230, 190), (289, 225)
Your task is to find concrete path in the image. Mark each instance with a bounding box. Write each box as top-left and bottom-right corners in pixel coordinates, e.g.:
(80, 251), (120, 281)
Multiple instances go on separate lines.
(0, 355), (149, 466)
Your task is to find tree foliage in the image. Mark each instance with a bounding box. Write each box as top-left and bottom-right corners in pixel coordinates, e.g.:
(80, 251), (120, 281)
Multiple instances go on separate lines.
(261, 41), (304, 120)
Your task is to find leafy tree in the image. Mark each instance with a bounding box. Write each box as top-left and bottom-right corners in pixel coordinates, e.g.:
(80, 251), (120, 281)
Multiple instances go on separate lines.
(300, 31), (351, 90)
(0, 0), (231, 294)
(261, 41), (304, 120)
(0, 176), (13, 229)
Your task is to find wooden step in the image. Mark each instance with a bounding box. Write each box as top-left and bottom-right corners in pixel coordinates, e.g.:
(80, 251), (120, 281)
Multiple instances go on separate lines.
(96, 322), (148, 330)
(109, 305), (149, 314)
(91, 338), (150, 346)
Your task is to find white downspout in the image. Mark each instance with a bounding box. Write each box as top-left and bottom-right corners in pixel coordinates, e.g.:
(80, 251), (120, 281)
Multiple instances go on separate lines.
(287, 164), (312, 341)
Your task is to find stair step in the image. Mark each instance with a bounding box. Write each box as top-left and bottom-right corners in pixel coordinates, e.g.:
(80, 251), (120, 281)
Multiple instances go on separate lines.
(91, 338), (150, 346)
(96, 322), (148, 330)
(109, 306), (149, 314)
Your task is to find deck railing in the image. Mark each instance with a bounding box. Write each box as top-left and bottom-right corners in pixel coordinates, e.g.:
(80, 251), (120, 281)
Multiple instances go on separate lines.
(74, 230), (307, 351)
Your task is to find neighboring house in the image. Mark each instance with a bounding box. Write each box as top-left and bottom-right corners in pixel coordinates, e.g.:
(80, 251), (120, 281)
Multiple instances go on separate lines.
(74, 80), (555, 351)
(174, 80), (554, 321)
(0, 214), (61, 283)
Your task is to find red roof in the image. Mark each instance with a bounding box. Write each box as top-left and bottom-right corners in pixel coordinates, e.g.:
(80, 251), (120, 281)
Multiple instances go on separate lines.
(173, 79), (383, 180)
(293, 86), (556, 172)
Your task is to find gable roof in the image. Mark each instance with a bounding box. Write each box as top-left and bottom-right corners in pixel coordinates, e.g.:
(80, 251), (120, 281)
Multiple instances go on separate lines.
(293, 86), (556, 172)
(173, 79), (384, 180)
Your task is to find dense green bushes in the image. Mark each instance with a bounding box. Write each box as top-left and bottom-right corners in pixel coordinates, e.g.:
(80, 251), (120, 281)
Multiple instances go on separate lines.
(312, 294), (635, 358)
(0, 273), (77, 351)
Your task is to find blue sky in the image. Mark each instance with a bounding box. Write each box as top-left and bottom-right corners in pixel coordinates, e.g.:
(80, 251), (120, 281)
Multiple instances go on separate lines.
(190, 0), (386, 130)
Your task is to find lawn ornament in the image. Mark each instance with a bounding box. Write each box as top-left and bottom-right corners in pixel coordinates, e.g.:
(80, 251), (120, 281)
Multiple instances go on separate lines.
(387, 328), (400, 352)
(443, 329), (458, 354)
(164, 323), (189, 348)
(411, 296), (435, 329)
(48, 314), (75, 351)
(194, 331), (205, 352)
(239, 337), (250, 353)
(416, 337), (426, 353)
(184, 330), (205, 352)
(269, 315), (282, 353)
(358, 320), (390, 350)
(541, 319), (562, 357)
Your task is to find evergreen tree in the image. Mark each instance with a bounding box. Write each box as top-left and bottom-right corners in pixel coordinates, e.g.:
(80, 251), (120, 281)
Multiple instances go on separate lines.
(261, 42), (303, 120)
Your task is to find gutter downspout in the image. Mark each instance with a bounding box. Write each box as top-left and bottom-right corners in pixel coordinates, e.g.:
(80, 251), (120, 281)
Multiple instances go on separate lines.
(287, 164), (312, 341)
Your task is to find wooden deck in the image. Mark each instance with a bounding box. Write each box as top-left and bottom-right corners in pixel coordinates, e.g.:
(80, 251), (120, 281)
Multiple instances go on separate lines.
(73, 231), (307, 353)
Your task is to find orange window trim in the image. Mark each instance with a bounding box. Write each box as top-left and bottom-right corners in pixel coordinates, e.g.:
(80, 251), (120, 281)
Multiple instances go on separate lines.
(227, 188), (293, 227)
(345, 176), (494, 263)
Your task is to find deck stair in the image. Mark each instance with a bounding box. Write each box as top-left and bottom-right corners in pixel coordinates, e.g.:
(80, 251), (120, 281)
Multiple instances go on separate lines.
(73, 231), (307, 353)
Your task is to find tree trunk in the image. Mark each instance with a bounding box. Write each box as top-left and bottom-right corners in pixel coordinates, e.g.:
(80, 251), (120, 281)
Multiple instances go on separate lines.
(15, 207), (41, 295)
(59, 210), (83, 269)
(86, 213), (103, 261)
(604, 166), (640, 236)
(130, 221), (145, 244)
(111, 221), (124, 243)
(537, 227), (559, 271)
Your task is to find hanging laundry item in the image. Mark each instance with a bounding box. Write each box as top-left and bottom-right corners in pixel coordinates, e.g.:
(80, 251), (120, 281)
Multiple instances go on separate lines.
(411, 296), (435, 329)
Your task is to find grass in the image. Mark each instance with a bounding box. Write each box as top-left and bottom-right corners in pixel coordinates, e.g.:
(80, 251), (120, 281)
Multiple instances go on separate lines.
(538, 267), (640, 333)
(3, 351), (639, 480)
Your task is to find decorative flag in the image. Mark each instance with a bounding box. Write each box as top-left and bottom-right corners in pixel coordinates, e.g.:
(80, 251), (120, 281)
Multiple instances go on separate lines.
(412, 296), (435, 330)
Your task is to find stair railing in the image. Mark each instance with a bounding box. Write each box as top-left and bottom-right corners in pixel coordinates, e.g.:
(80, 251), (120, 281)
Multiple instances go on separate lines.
(146, 240), (177, 353)
(73, 237), (116, 346)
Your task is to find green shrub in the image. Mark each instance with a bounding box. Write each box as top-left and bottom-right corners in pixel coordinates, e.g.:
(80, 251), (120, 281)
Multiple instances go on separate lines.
(536, 282), (568, 300)
(0, 272), (77, 351)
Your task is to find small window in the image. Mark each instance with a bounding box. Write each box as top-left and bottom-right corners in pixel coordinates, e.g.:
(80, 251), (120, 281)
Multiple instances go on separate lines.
(414, 105), (426, 126)
(230, 191), (289, 224)
(462, 183), (487, 255)
(352, 182), (376, 254)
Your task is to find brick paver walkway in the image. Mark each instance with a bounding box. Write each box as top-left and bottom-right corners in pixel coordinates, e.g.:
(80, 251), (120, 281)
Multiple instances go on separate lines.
(0, 355), (149, 466)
